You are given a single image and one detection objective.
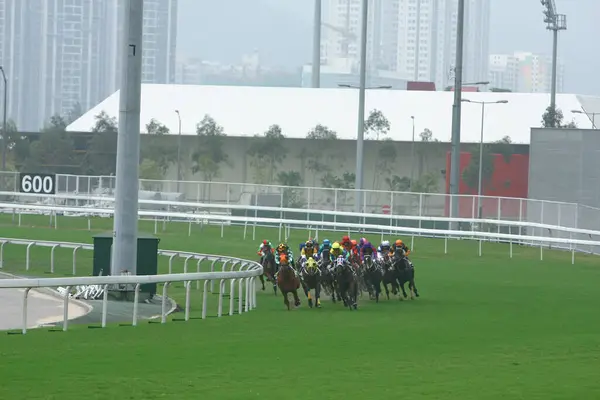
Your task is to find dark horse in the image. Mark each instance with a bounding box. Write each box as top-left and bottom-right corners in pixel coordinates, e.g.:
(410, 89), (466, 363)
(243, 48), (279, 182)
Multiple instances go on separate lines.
(334, 256), (358, 310)
(363, 254), (383, 302)
(259, 250), (277, 295)
(276, 255), (301, 310)
(300, 257), (322, 308)
(393, 254), (419, 300)
(380, 254), (400, 300)
(318, 250), (340, 303)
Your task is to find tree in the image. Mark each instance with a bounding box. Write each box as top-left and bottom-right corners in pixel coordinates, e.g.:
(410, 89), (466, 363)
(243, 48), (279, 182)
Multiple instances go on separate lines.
(385, 175), (411, 192)
(364, 109), (390, 140)
(411, 172), (440, 213)
(139, 158), (162, 189)
(304, 124), (338, 186)
(371, 138), (397, 203)
(321, 172), (355, 206)
(247, 124), (286, 184)
(419, 128), (433, 142)
(415, 128), (441, 177)
(23, 114), (76, 173)
(1, 119), (26, 170)
(276, 170), (304, 208)
(191, 115), (229, 183)
(86, 111), (118, 175)
(461, 136), (514, 193)
(541, 105), (577, 128)
(142, 119), (177, 177)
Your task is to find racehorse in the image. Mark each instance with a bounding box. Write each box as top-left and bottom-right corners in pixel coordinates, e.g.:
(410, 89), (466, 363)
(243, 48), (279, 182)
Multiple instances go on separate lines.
(318, 251), (340, 303)
(276, 254), (301, 310)
(333, 255), (358, 310)
(259, 250), (277, 295)
(380, 254), (400, 300)
(363, 254), (383, 302)
(300, 257), (322, 308)
(393, 254), (419, 300)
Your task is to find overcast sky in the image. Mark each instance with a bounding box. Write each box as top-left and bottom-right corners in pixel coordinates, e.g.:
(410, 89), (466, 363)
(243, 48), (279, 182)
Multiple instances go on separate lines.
(176, 0), (599, 95)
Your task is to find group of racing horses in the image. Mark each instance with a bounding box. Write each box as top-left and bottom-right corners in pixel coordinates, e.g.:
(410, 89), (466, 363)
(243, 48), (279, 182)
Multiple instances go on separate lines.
(257, 237), (419, 311)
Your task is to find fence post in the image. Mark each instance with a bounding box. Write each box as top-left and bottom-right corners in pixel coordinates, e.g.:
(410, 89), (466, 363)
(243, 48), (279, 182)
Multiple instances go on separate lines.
(25, 242), (35, 271)
(161, 282), (170, 324)
(63, 286), (71, 331)
(22, 288), (31, 334)
(72, 246), (81, 275)
(132, 283), (141, 326)
(0, 240), (7, 269)
(185, 281), (191, 321)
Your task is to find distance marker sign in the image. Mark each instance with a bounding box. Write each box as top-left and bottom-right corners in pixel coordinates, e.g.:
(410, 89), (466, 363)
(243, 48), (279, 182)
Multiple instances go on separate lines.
(19, 173), (56, 195)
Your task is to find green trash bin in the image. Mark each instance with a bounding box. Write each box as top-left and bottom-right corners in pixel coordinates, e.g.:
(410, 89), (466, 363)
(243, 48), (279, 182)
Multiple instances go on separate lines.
(92, 232), (160, 298)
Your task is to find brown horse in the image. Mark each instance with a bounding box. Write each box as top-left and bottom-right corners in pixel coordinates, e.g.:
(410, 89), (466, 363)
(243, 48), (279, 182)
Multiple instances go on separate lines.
(277, 254), (301, 310)
(259, 250), (277, 295)
(300, 256), (322, 308)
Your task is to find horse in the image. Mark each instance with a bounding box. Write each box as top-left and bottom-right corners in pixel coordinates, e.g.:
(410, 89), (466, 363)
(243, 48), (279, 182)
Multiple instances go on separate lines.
(363, 254), (383, 302)
(318, 251), (339, 303)
(380, 254), (400, 300)
(276, 255), (301, 310)
(300, 257), (322, 308)
(259, 250), (278, 295)
(333, 255), (358, 310)
(393, 254), (419, 300)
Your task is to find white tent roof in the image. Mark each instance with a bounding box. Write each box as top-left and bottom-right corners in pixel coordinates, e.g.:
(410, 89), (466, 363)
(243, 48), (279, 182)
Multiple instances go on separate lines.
(67, 84), (598, 144)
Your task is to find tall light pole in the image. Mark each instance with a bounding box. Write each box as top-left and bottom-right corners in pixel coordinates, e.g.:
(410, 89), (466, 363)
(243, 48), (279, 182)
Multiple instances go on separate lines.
(174, 109), (182, 193)
(448, 0), (466, 228)
(409, 116), (415, 192)
(541, 0), (566, 126)
(571, 109), (598, 129)
(111, 0), (143, 276)
(354, 0), (368, 213)
(311, 0), (321, 88)
(0, 66), (7, 171)
(462, 99), (508, 218)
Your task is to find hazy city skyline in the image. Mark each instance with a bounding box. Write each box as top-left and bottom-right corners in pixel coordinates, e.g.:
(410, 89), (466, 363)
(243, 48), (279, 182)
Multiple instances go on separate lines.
(177, 0), (599, 95)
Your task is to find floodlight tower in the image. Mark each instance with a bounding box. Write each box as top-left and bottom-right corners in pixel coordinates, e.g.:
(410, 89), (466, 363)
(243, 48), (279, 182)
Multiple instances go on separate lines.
(541, 0), (566, 126)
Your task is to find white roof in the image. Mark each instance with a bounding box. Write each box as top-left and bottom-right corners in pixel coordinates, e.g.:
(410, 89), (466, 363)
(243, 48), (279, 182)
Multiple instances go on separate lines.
(67, 84), (598, 144)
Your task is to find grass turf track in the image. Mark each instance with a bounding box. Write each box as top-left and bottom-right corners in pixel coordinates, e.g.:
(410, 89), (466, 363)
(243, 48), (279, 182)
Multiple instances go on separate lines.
(0, 213), (599, 399)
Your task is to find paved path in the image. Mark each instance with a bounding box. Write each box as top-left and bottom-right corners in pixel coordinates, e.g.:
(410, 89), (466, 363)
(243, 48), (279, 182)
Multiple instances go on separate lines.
(0, 286), (89, 331)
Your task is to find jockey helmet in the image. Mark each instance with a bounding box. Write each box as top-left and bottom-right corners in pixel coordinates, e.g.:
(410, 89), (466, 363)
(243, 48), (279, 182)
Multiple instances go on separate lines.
(351, 239), (357, 246)
(305, 240), (313, 249)
(381, 240), (390, 248)
(278, 243), (287, 252)
(263, 239), (268, 245)
(396, 239), (403, 246)
(342, 235), (350, 243)
(332, 242), (341, 251)
(323, 239), (331, 246)
(359, 237), (366, 245)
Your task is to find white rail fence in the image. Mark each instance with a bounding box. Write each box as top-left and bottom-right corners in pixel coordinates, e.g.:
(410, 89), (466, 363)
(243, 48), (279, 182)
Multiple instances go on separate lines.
(2, 192), (600, 252)
(0, 238), (262, 334)
(1, 200), (600, 264)
(1, 171), (599, 239)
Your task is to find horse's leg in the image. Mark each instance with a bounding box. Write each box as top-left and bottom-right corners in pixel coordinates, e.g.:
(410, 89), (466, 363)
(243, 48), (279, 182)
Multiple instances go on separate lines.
(315, 281), (322, 308)
(352, 282), (358, 310)
(259, 274), (265, 291)
(411, 271), (419, 297)
(293, 290), (301, 307)
(374, 279), (381, 303)
(283, 292), (290, 310)
(306, 284), (313, 308)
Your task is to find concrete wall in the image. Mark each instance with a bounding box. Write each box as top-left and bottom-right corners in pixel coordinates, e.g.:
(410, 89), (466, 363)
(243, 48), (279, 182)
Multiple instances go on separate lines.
(157, 136), (450, 214)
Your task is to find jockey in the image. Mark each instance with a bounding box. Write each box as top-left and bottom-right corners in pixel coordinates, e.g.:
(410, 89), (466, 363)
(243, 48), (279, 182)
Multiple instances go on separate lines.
(329, 241), (348, 263)
(301, 240), (319, 261)
(275, 242), (295, 268)
(319, 239), (332, 256)
(257, 240), (273, 263)
(341, 235), (352, 252)
(392, 239), (411, 259)
(377, 240), (391, 259)
(349, 239), (360, 259)
(360, 240), (377, 261)
(358, 237), (367, 250)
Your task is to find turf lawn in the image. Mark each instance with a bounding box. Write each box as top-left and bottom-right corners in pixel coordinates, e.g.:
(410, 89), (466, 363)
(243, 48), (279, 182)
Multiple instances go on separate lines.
(0, 213), (599, 400)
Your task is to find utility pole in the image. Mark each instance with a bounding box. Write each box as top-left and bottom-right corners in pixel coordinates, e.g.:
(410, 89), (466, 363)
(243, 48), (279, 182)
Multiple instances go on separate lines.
(354, 0), (368, 213)
(448, 0), (466, 227)
(311, 0), (321, 88)
(111, 0), (143, 276)
(0, 66), (7, 171)
(541, 0), (566, 126)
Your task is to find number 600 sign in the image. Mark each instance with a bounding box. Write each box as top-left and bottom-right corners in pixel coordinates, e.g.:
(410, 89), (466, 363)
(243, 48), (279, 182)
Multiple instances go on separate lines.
(19, 173), (56, 195)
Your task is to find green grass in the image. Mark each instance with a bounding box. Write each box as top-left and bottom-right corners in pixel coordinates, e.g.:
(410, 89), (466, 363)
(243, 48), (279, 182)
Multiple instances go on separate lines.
(1, 213), (600, 399)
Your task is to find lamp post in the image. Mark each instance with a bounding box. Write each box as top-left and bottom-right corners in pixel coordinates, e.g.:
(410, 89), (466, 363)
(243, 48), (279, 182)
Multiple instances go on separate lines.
(571, 109), (598, 129)
(409, 116), (415, 192)
(174, 109), (182, 193)
(0, 66), (7, 171)
(461, 99), (508, 219)
(541, 0), (566, 126)
(311, 0), (321, 88)
(353, 0), (368, 213)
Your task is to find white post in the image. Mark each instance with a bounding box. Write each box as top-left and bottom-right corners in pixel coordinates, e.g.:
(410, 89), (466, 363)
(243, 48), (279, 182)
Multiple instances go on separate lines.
(62, 286), (71, 331)
(161, 282), (170, 323)
(184, 281), (191, 321)
(202, 280), (209, 319)
(22, 288), (31, 334)
(101, 284), (108, 327)
(132, 283), (140, 326)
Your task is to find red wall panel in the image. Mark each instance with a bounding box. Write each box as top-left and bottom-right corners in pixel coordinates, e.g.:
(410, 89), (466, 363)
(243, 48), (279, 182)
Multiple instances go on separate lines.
(444, 152), (529, 218)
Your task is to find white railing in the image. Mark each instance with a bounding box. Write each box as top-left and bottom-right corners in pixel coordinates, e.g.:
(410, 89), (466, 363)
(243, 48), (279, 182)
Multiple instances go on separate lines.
(1, 171), (597, 237)
(1, 201), (599, 264)
(0, 238), (262, 334)
(3, 192), (600, 253)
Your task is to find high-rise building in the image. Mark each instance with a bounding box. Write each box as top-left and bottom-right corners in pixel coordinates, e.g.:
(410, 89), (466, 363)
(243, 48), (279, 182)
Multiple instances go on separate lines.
(319, 0), (489, 89)
(488, 52), (564, 93)
(0, 0), (177, 131)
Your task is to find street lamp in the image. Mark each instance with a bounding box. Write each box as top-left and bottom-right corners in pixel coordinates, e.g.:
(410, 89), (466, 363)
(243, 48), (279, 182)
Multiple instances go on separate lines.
(174, 109), (182, 193)
(409, 116), (415, 192)
(353, 0), (368, 213)
(0, 66), (7, 171)
(461, 99), (508, 218)
(571, 109), (598, 129)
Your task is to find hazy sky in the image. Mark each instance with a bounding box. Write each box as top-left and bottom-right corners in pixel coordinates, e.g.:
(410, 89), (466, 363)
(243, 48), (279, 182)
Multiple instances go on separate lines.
(177, 0), (599, 95)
